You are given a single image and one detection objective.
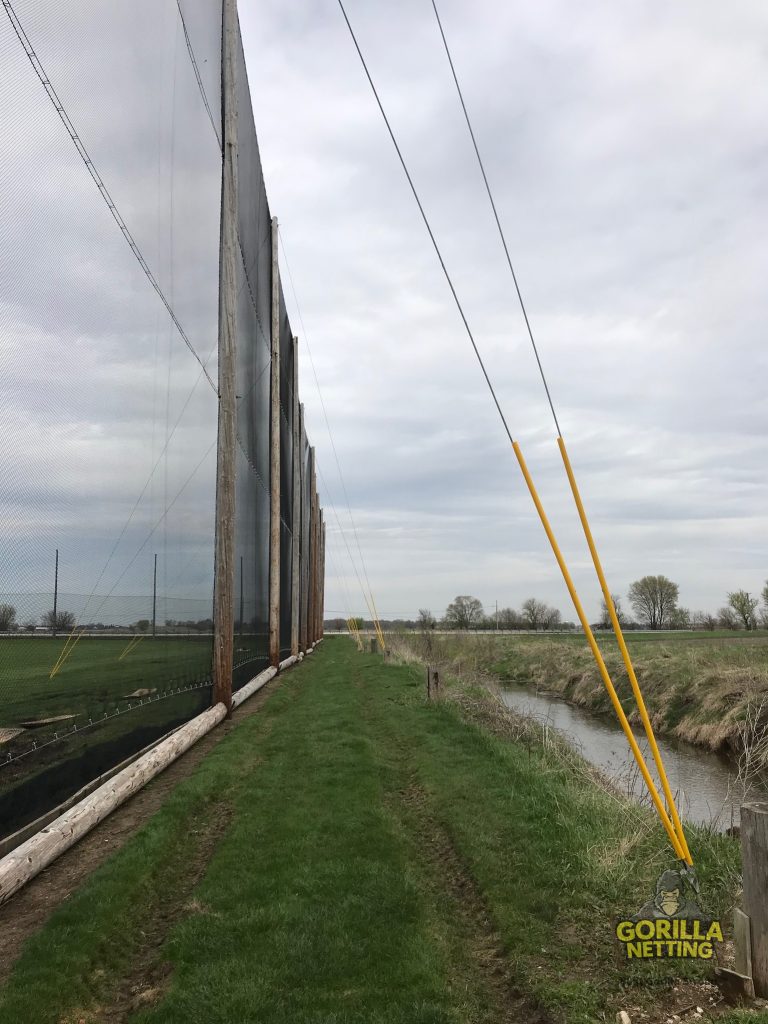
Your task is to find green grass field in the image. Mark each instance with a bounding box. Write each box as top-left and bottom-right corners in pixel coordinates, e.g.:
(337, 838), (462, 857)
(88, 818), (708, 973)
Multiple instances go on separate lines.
(0, 636), (213, 728)
(0, 639), (753, 1024)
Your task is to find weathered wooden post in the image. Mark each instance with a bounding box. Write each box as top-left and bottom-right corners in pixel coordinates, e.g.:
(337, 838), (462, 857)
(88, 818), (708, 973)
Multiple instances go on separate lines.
(308, 448), (317, 645)
(290, 337), (300, 656)
(319, 513), (325, 639)
(299, 405), (308, 653)
(369, 637), (377, 654)
(742, 801), (768, 997)
(212, 0), (238, 712)
(268, 215), (281, 667)
(426, 667), (440, 700)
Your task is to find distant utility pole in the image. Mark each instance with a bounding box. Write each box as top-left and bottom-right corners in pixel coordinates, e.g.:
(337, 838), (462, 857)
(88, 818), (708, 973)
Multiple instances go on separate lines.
(53, 548), (59, 636)
(152, 553), (157, 637)
(495, 600), (499, 631)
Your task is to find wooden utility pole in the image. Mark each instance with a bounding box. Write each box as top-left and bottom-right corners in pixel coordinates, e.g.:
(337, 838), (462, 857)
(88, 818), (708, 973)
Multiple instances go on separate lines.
(308, 448), (317, 644)
(290, 337), (301, 655)
(319, 517), (326, 638)
(268, 215), (281, 667)
(212, 0), (238, 712)
(742, 801), (768, 996)
(299, 407), (308, 652)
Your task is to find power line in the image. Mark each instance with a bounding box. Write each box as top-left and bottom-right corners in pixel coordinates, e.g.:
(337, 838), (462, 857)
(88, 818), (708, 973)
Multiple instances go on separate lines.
(429, 0), (561, 436)
(1, 0), (217, 394)
(336, 0), (515, 449)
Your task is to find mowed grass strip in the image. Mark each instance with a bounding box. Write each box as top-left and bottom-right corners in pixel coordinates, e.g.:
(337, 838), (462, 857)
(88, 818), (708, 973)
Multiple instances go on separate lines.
(0, 640), (749, 1023)
(0, 644), (493, 1024)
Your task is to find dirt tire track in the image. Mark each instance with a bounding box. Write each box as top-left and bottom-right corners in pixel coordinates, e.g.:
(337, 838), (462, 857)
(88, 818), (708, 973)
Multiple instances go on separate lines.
(0, 674), (283, 984)
(396, 780), (553, 1024)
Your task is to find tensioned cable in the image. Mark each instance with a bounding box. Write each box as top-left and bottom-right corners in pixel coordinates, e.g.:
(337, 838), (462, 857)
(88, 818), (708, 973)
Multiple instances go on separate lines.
(176, 1), (222, 149)
(335, 0), (690, 864)
(336, 0), (514, 449)
(429, 0), (560, 436)
(1, 0), (216, 394)
(429, 0), (691, 865)
(278, 227), (385, 643)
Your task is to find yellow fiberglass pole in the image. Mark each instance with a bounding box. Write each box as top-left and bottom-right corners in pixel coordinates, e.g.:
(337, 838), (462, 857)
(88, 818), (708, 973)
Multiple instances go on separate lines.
(50, 626), (79, 679)
(557, 435), (691, 863)
(512, 440), (689, 864)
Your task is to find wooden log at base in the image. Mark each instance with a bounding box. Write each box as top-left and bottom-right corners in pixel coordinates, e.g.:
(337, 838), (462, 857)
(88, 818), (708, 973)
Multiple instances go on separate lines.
(0, 702), (227, 906)
(0, 655), (309, 906)
(231, 666), (277, 710)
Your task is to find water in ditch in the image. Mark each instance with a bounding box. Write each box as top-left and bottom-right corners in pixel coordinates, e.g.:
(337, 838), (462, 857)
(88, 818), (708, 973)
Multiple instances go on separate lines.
(500, 684), (767, 829)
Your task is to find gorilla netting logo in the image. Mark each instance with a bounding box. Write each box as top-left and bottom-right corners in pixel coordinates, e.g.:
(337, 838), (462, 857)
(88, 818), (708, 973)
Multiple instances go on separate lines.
(615, 868), (723, 960)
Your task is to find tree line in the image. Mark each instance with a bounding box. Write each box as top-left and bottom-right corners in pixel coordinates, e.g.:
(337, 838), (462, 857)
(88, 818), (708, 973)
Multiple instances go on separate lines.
(398, 575), (768, 633)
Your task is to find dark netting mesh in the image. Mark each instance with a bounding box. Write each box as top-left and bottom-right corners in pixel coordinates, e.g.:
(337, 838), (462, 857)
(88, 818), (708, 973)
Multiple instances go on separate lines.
(0, 3), (321, 842)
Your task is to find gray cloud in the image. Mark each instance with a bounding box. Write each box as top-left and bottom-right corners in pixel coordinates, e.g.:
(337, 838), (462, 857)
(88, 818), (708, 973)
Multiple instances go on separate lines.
(240, 0), (768, 620)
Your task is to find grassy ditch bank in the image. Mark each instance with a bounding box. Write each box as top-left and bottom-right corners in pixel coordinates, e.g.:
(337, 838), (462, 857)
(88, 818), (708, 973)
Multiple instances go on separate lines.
(0, 638), (752, 1024)
(394, 632), (768, 771)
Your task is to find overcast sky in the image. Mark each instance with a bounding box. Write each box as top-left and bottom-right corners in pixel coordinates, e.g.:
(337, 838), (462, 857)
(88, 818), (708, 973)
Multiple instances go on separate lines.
(1, 2), (766, 628)
(240, 0), (768, 622)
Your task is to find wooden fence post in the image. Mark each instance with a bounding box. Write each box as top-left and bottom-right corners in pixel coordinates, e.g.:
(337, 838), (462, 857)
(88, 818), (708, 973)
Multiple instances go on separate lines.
(290, 337), (300, 656)
(212, 0), (238, 712)
(268, 216), (281, 667)
(426, 666), (440, 700)
(742, 801), (768, 997)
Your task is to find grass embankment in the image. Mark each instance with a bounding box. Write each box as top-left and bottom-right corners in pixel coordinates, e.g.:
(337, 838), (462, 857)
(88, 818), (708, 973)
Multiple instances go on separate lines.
(0, 639), (750, 1024)
(399, 632), (768, 764)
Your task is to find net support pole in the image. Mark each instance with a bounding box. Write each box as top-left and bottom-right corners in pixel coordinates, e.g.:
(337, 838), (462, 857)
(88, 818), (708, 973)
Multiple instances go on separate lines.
(308, 447), (317, 644)
(320, 516), (326, 639)
(557, 435), (691, 863)
(212, 0), (238, 713)
(290, 337), (301, 655)
(268, 216), (281, 667)
(299, 405), (308, 653)
(511, 440), (687, 863)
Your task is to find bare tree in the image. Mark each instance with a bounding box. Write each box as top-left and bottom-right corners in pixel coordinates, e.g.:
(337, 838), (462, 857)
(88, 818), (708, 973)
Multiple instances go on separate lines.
(728, 590), (759, 631)
(443, 595), (484, 631)
(717, 606), (738, 630)
(628, 575), (679, 630)
(418, 608), (436, 631)
(522, 598), (548, 631)
(0, 604), (16, 632)
(668, 606), (691, 630)
(498, 607), (522, 630)
(542, 606), (561, 631)
(42, 609), (76, 631)
(598, 594), (624, 628)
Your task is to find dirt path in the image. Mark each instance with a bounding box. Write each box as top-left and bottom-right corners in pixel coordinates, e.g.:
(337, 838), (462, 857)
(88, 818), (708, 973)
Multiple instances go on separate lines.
(0, 676), (282, 985)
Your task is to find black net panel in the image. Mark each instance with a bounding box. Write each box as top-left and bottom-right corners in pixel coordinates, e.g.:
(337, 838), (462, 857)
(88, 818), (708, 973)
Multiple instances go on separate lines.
(232, 25), (310, 687)
(0, 3), (319, 843)
(0, 0), (223, 840)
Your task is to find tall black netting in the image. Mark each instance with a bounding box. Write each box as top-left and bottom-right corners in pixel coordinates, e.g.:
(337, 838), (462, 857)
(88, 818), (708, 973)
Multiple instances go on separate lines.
(0, 2), (322, 844)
